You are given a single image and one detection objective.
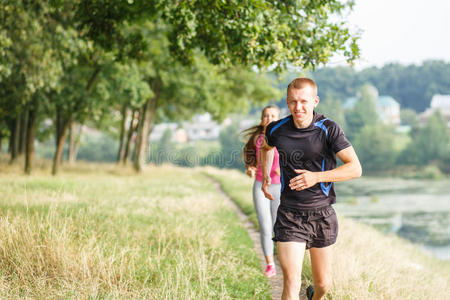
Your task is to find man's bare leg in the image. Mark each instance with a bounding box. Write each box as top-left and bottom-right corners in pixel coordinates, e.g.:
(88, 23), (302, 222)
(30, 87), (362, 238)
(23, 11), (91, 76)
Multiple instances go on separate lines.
(277, 241), (306, 300)
(309, 245), (333, 300)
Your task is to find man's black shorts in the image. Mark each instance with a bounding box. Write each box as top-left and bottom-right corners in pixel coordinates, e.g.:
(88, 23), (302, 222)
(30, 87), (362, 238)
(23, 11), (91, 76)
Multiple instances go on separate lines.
(273, 205), (338, 249)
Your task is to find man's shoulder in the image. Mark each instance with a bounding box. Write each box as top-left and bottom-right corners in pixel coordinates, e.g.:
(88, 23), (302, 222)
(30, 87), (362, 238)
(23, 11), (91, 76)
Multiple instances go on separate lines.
(314, 113), (342, 129)
(267, 115), (291, 136)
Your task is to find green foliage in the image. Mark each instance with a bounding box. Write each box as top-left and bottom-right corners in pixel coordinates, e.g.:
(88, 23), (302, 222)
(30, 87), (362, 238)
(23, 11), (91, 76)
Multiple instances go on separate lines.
(345, 84), (379, 141)
(309, 61), (450, 113)
(76, 133), (118, 162)
(415, 165), (444, 180)
(315, 92), (347, 131)
(118, 21), (281, 125)
(89, 62), (152, 132)
(353, 124), (397, 173)
(78, 0), (360, 69)
(312, 66), (359, 101)
(400, 108), (419, 127)
(1, 0), (362, 174)
(154, 128), (174, 165)
(399, 111), (450, 169)
(220, 122), (245, 170)
(360, 61), (450, 112)
(0, 0), (69, 126)
(36, 131), (119, 162)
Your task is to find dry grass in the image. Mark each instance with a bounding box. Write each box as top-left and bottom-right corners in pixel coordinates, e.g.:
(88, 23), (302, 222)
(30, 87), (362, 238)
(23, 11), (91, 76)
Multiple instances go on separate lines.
(204, 167), (450, 300)
(319, 217), (449, 299)
(0, 161), (270, 299)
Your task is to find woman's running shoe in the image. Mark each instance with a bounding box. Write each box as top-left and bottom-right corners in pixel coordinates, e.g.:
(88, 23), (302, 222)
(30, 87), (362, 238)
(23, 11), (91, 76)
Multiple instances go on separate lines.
(264, 264), (276, 277)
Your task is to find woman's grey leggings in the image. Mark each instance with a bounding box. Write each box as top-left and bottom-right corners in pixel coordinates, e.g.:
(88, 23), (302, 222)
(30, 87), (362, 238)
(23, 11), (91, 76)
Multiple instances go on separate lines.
(253, 180), (281, 257)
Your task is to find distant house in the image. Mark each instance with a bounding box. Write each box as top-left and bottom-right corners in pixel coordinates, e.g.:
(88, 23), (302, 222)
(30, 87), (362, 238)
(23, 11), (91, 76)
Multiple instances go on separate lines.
(182, 114), (221, 141)
(377, 96), (401, 125)
(343, 95), (401, 125)
(149, 123), (180, 142)
(419, 95), (450, 127)
(150, 113), (221, 143)
(150, 112), (277, 143)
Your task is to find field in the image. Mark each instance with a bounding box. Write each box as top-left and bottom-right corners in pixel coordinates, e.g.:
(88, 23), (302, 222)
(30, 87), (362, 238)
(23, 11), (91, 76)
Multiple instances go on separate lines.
(1, 160), (449, 299)
(0, 162), (270, 299)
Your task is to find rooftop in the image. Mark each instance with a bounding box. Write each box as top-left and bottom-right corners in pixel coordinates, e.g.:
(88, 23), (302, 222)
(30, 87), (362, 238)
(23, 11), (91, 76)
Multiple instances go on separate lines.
(431, 95), (450, 110)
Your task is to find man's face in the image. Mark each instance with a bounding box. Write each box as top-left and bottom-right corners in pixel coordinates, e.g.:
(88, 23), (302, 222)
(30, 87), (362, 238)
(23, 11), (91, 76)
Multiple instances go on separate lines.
(286, 86), (319, 124)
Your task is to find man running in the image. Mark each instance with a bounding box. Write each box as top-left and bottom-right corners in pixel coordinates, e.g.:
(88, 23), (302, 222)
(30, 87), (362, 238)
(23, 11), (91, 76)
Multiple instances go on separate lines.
(260, 78), (362, 300)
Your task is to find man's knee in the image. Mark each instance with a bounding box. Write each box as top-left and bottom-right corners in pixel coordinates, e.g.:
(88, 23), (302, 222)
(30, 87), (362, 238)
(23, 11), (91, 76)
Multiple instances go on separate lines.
(282, 272), (302, 290)
(315, 278), (332, 293)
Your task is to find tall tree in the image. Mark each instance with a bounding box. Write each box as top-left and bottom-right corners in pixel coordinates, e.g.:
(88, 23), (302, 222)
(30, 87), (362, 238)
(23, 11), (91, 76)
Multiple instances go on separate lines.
(76, 0), (360, 69)
(345, 84), (379, 140)
(400, 111), (450, 168)
(0, 1), (66, 172)
(75, 0), (361, 171)
(2, 0), (362, 173)
(110, 21), (281, 171)
(315, 92), (347, 131)
(353, 124), (397, 173)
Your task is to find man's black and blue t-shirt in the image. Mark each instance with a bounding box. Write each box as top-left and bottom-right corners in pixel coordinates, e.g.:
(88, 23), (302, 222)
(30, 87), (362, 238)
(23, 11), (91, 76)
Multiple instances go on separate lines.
(265, 112), (351, 210)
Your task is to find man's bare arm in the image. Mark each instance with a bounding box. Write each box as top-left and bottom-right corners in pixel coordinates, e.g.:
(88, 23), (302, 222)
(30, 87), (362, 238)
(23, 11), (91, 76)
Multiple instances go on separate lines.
(260, 139), (275, 200)
(317, 146), (362, 182)
(289, 146), (362, 191)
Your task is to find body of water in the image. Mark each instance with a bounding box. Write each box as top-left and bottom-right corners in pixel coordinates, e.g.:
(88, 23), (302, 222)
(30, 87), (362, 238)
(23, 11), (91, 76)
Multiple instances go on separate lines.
(334, 177), (450, 260)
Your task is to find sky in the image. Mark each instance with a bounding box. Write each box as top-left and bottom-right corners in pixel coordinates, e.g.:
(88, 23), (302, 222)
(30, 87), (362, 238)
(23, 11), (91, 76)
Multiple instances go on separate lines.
(331, 0), (450, 69)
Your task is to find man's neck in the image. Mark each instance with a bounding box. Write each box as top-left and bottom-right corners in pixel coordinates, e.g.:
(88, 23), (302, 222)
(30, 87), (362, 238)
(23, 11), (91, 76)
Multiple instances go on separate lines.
(293, 113), (314, 129)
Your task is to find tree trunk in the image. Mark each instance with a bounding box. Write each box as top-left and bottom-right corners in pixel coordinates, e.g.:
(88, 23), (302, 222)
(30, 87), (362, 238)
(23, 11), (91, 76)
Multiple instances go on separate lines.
(132, 80), (161, 172)
(132, 106), (145, 171)
(25, 102), (37, 175)
(52, 121), (70, 175)
(133, 96), (158, 172)
(68, 122), (75, 164)
(7, 119), (13, 154)
(123, 109), (137, 165)
(55, 109), (63, 165)
(68, 122), (83, 164)
(52, 107), (71, 175)
(55, 107), (63, 151)
(18, 108), (29, 155)
(117, 104), (128, 164)
(9, 117), (20, 163)
(73, 125), (83, 163)
(0, 124), (3, 153)
(7, 130), (11, 155)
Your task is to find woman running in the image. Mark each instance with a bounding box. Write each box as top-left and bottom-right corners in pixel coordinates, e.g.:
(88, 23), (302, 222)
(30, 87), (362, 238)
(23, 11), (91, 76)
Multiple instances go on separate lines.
(242, 105), (281, 277)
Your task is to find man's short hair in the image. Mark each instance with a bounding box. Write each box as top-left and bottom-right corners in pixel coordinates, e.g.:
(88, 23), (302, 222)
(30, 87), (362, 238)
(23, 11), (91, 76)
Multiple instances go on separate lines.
(287, 77), (318, 95)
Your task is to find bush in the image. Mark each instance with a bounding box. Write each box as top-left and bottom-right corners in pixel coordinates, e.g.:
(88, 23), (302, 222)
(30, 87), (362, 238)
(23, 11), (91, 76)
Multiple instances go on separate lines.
(353, 124), (397, 173)
(219, 122), (245, 170)
(417, 165), (444, 179)
(77, 133), (118, 162)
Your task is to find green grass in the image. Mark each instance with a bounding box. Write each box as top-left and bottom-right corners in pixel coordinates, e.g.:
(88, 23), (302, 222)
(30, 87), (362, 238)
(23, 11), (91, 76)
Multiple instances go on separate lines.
(0, 162), (270, 299)
(203, 167), (450, 300)
(203, 167), (259, 228)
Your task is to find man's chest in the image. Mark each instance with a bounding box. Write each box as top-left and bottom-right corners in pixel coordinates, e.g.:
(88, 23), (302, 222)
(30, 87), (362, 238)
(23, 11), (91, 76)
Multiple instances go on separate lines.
(275, 131), (328, 164)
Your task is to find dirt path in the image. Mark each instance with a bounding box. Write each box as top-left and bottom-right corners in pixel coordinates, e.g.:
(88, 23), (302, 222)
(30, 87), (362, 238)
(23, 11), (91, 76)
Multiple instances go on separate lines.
(207, 176), (308, 300)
